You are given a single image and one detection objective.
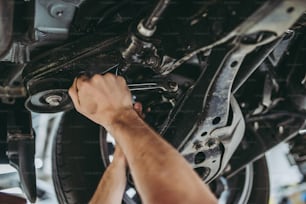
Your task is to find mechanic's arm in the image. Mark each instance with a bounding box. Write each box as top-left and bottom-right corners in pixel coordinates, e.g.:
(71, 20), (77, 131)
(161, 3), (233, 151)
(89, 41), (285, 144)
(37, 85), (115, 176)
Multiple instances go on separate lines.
(69, 74), (217, 204)
(89, 146), (127, 204)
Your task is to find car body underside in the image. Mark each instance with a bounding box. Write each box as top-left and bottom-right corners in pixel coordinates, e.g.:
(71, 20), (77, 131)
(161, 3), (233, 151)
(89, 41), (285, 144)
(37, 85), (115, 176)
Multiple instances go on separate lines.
(0, 0), (305, 203)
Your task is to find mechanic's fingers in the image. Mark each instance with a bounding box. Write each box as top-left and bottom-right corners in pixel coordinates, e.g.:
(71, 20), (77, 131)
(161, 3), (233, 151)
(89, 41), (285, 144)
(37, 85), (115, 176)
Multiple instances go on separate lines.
(133, 102), (145, 119)
(76, 74), (90, 90)
(68, 78), (81, 111)
(134, 102), (142, 113)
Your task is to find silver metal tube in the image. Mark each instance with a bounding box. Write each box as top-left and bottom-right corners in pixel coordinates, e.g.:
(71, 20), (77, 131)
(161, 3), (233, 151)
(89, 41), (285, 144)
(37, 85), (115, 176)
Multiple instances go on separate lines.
(144, 0), (171, 30)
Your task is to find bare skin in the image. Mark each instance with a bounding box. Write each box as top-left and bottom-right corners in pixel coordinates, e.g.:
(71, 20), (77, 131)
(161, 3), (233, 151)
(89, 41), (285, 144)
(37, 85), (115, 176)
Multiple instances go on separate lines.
(89, 104), (143, 204)
(89, 146), (127, 204)
(69, 73), (217, 204)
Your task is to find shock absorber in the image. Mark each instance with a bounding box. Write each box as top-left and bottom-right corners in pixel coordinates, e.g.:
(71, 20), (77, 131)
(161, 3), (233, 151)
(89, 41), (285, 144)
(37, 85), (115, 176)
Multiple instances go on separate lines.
(122, 0), (172, 72)
(137, 0), (171, 37)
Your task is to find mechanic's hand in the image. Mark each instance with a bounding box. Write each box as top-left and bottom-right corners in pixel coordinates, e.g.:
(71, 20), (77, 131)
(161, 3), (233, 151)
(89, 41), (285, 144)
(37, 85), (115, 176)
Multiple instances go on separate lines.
(69, 73), (134, 128)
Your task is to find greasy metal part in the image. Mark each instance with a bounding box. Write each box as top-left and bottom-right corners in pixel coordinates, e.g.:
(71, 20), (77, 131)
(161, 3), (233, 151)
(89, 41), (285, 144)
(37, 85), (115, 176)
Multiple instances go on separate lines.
(25, 78), (73, 113)
(0, 86), (26, 98)
(7, 134), (36, 203)
(227, 120), (306, 179)
(0, 1), (14, 58)
(137, 20), (156, 38)
(232, 36), (284, 94)
(121, 35), (161, 71)
(233, 30), (295, 94)
(181, 96), (245, 182)
(208, 96), (245, 181)
(137, 0), (171, 37)
(160, 0), (306, 75)
(143, 0), (171, 30)
(268, 30), (295, 67)
(34, 0), (79, 43)
(25, 79), (177, 113)
(45, 95), (63, 106)
(0, 42), (30, 64)
(161, 0), (306, 182)
(25, 88), (72, 113)
(23, 35), (123, 82)
(126, 0), (171, 70)
(7, 110), (36, 203)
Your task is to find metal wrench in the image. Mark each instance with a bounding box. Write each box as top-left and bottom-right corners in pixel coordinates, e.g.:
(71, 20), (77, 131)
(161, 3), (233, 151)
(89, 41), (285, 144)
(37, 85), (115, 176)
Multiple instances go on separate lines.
(127, 81), (178, 92)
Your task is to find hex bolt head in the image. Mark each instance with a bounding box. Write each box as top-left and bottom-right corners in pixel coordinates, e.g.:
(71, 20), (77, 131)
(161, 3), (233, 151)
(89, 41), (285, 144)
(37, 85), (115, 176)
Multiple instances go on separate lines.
(193, 141), (202, 150)
(146, 56), (159, 67)
(56, 10), (64, 17)
(206, 138), (217, 148)
(45, 95), (62, 106)
(168, 81), (178, 92)
(50, 4), (66, 18)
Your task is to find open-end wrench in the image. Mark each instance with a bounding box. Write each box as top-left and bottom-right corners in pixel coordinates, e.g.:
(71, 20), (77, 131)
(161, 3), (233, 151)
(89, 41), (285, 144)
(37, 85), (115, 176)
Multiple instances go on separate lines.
(127, 81), (178, 92)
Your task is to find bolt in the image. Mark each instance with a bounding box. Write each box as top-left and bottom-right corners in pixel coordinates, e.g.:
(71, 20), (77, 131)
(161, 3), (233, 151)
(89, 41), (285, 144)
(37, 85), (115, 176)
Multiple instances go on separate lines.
(193, 141), (202, 150)
(45, 95), (62, 106)
(168, 81), (178, 92)
(56, 10), (64, 17)
(206, 138), (217, 148)
(50, 4), (66, 18)
(278, 126), (284, 134)
(146, 56), (159, 67)
(253, 122), (259, 130)
(240, 102), (246, 108)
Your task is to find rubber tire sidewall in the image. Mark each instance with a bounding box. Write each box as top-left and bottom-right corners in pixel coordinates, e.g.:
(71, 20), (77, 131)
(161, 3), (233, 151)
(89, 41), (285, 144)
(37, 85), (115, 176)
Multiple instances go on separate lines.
(52, 110), (105, 204)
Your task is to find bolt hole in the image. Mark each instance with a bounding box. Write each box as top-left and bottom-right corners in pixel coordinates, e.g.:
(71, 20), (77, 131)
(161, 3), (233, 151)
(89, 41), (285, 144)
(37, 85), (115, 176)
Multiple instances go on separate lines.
(194, 167), (210, 179)
(230, 61), (238, 68)
(287, 7), (294, 13)
(212, 117), (221, 125)
(201, 132), (207, 137)
(194, 152), (206, 164)
(212, 160), (216, 163)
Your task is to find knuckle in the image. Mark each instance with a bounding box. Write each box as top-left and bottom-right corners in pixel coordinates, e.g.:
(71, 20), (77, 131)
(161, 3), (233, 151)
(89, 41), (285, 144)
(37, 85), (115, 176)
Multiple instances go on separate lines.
(104, 73), (114, 79)
(118, 76), (126, 84)
(82, 81), (91, 89)
(78, 75), (88, 82)
(91, 74), (102, 83)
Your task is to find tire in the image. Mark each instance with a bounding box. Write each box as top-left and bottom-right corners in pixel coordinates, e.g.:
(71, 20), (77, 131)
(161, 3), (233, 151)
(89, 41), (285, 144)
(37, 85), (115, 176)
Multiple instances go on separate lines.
(246, 157), (270, 204)
(223, 157), (270, 204)
(52, 110), (105, 204)
(52, 110), (270, 204)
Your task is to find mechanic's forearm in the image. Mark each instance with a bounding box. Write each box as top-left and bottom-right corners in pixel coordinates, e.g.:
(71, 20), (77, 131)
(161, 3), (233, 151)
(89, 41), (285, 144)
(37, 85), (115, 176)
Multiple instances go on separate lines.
(106, 110), (217, 204)
(89, 159), (126, 204)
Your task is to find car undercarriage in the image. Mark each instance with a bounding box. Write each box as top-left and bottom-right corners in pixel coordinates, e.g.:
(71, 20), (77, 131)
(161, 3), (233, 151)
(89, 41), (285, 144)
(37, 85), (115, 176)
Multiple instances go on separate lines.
(0, 0), (305, 203)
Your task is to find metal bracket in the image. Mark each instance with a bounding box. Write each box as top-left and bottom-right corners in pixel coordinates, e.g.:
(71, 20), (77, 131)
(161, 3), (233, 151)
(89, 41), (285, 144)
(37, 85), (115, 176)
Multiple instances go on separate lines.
(160, 0), (306, 75)
(6, 110), (36, 203)
(162, 0), (306, 182)
(0, 42), (30, 64)
(34, 0), (79, 43)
